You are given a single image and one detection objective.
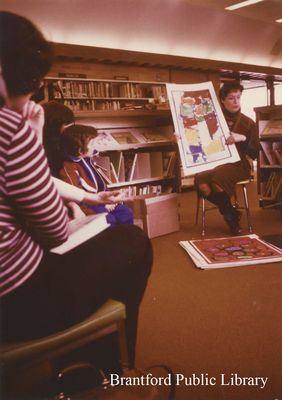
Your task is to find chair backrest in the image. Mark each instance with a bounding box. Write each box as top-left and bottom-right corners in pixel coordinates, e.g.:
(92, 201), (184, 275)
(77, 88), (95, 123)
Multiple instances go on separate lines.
(0, 299), (127, 368)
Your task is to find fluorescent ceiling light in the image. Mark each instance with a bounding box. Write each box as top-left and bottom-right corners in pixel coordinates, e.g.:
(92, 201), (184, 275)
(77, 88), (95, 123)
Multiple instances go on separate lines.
(225, 0), (264, 11)
(276, 18), (282, 23)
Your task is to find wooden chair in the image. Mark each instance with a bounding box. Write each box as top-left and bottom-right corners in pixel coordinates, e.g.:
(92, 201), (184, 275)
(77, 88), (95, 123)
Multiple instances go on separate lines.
(0, 299), (129, 395)
(196, 179), (253, 236)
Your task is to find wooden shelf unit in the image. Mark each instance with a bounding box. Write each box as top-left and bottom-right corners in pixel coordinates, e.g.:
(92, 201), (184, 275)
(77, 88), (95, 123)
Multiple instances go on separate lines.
(255, 105), (282, 210)
(74, 109), (170, 119)
(74, 111), (180, 195)
(44, 76), (169, 114)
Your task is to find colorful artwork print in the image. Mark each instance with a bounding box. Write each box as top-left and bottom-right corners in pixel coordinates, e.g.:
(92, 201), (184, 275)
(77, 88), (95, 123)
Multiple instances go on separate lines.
(166, 82), (240, 176)
(190, 236), (282, 265)
(180, 89), (222, 163)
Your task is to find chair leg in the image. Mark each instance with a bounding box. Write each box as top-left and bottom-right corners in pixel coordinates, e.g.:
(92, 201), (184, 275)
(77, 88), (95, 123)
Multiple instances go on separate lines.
(201, 197), (206, 236)
(233, 187), (239, 208)
(195, 194), (200, 225)
(242, 184), (253, 233)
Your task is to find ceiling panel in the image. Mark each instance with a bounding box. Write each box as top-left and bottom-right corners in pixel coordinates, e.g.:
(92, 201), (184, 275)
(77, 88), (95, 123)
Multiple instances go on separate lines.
(184, 0), (282, 24)
(1, 0), (282, 70)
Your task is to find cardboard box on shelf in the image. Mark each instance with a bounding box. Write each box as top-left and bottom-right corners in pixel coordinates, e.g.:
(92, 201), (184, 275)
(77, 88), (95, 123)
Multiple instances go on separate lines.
(129, 193), (180, 238)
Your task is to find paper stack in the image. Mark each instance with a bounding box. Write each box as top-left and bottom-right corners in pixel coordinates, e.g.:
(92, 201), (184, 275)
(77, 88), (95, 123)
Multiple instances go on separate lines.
(179, 234), (282, 270)
(51, 213), (110, 255)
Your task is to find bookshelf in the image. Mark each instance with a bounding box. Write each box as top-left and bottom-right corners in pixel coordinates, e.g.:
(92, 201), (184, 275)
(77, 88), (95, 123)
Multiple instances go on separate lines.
(43, 74), (181, 195)
(44, 77), (169, 114)
(255, 105), (282, 211)
(74, 112), (180, 196)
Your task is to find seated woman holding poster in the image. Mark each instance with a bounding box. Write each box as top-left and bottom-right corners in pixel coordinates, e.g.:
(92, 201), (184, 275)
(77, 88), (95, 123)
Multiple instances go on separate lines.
(0, 11), (152, 369)
(194, 82), (259, 235)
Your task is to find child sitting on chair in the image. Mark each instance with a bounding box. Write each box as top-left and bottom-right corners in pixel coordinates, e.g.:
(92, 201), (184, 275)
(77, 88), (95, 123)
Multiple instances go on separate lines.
(59, 124), (134, 226)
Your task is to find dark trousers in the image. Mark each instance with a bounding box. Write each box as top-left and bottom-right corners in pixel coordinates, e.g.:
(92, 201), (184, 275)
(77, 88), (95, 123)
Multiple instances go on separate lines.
(1, 225), (152, 367)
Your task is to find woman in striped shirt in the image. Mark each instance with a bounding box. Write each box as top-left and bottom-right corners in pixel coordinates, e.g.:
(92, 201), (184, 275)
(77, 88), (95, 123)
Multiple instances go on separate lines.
(0, 11), (152, 369)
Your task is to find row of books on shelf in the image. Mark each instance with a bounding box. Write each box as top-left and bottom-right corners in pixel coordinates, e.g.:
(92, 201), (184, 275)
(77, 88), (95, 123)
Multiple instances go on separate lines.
(93, 127), (174, 150)
(260, 141), (282, 166)
(261, 171), (282, 200)
(119, 184), (164, 197)
(93, 151), (177, 185)
(49, 79), (167, 100)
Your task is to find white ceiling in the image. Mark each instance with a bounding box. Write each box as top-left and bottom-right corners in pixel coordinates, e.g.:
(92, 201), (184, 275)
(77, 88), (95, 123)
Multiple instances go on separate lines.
(185, 0), (282, 24)
(1, 0), (282, 70)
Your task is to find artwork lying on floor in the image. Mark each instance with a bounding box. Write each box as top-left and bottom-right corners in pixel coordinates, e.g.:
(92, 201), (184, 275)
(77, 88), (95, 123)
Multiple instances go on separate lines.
(166, 81), (240, 176)
(179, 234), (282, 269)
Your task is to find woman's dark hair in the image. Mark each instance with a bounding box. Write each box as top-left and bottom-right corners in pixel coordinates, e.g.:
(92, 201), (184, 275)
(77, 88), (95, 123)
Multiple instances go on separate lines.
(61, 125), (98, 156)
(219, 81), (244, 100)
(43, 101), (74, 138)
(0, 11), (54, 96)
(42, 101), (75, 176)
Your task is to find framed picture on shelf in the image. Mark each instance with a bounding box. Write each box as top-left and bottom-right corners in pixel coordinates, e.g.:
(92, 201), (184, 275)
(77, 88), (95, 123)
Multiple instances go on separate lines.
(166, 81), (240, 176)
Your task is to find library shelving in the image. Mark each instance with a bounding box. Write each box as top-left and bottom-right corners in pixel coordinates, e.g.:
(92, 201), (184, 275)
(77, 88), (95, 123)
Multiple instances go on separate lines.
(74, 112), (180, 196)
(255, 105), (282, 212)
(43, 74), (180, 196)
(44, 77), (169, 114)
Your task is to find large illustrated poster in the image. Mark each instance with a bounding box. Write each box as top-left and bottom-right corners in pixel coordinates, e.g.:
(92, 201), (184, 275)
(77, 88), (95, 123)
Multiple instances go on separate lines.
(166, 81), (240, 176)
(179, 234), (282, 270)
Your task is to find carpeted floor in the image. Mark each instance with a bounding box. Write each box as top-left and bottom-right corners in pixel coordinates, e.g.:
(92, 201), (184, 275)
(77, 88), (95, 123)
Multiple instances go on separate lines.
(136, 181), (282, 400)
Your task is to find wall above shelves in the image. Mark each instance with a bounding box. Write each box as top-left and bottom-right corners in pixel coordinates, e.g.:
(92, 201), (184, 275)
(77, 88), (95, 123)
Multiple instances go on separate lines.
(52, 42), (282, 80)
